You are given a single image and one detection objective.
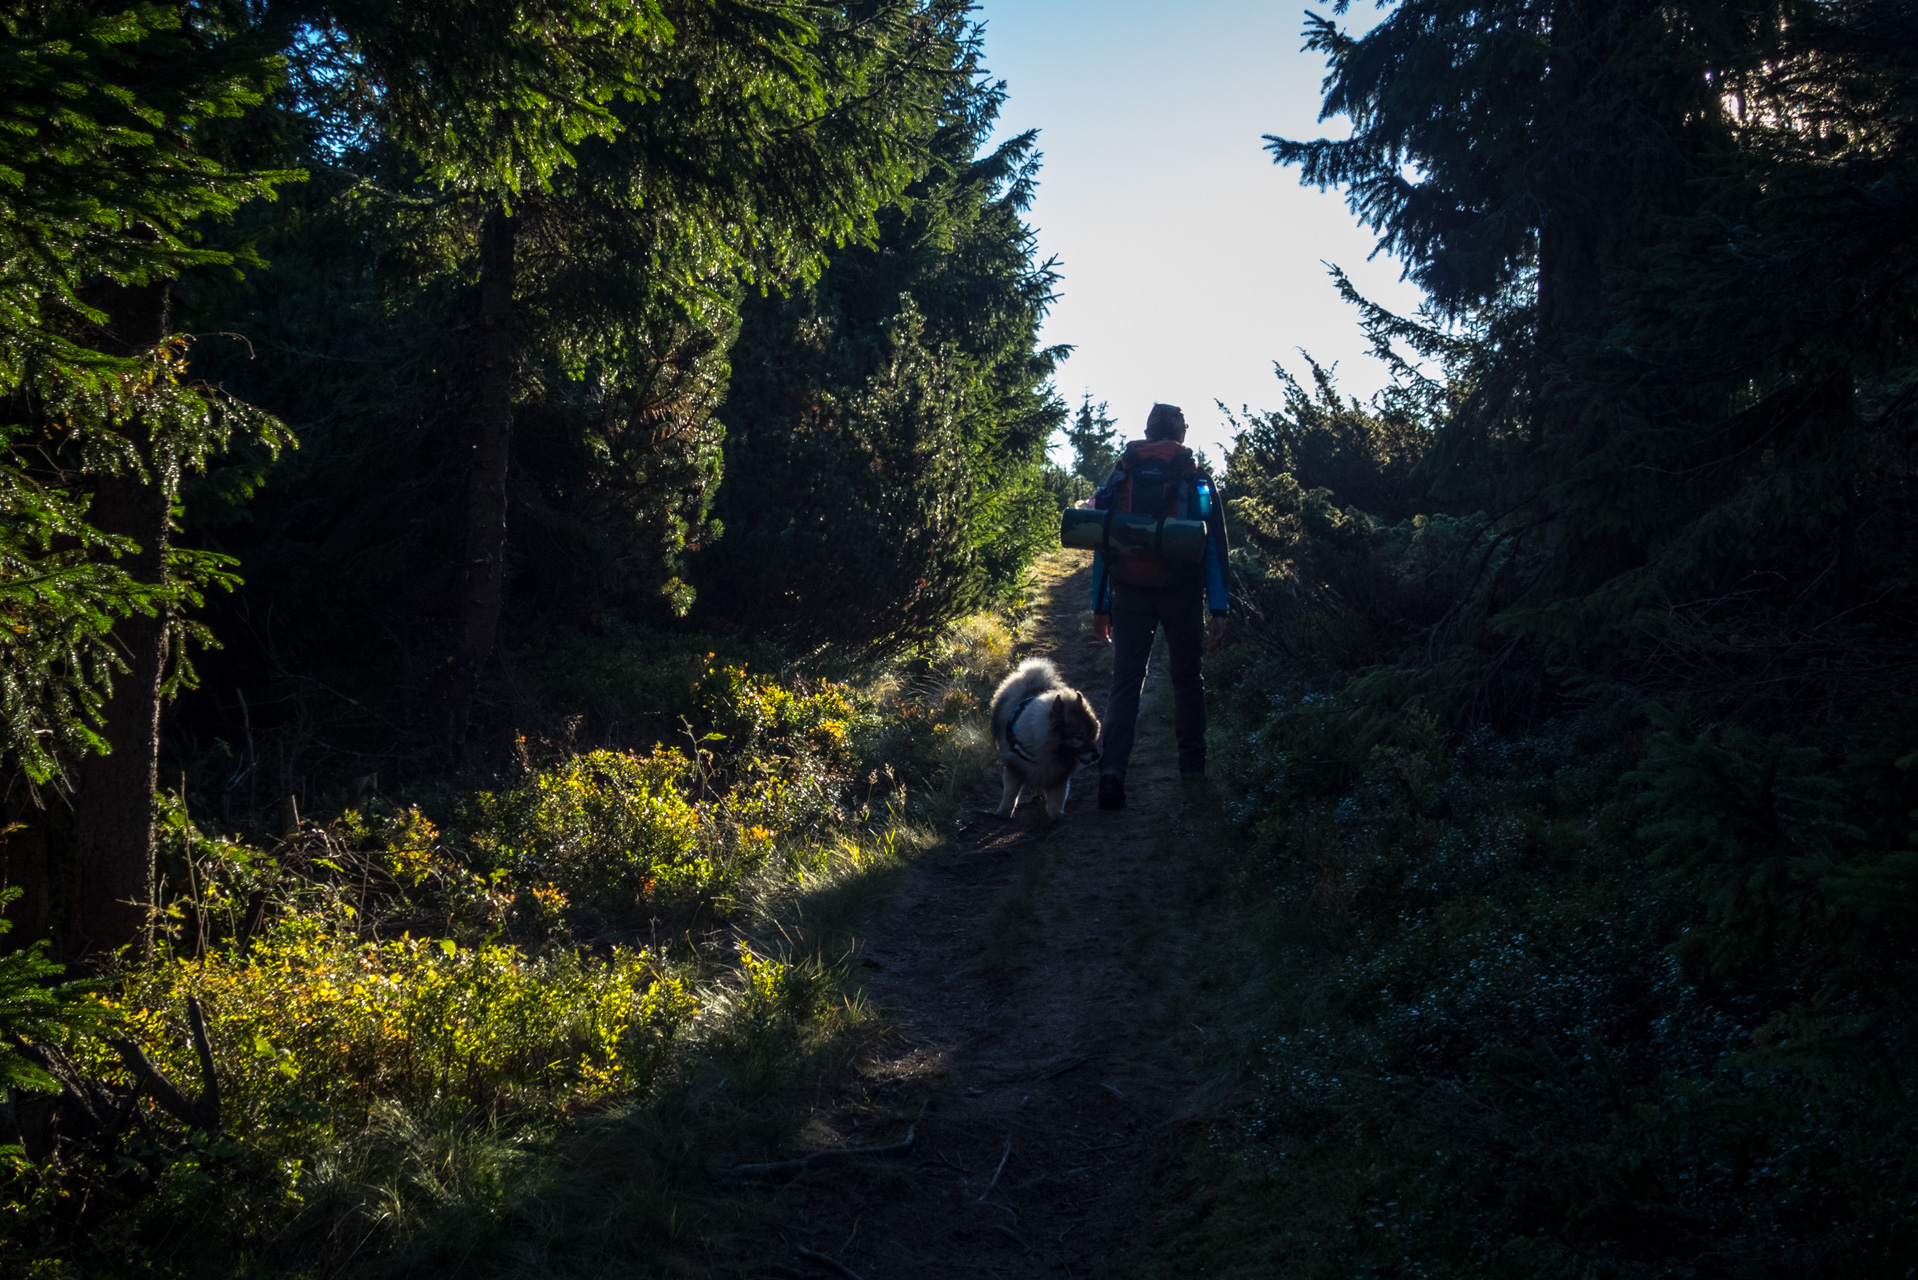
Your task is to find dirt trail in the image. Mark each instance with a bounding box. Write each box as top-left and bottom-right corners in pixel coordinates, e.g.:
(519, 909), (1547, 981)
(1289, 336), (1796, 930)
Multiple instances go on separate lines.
(766, 554), (1190, 1278)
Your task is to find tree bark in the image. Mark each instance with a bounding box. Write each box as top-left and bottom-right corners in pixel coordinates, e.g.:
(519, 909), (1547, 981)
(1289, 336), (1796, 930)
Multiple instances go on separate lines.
(446, 205), (518, 751)
(1535, 0), (1612, 364)
(1536, 216), (1605, 362)
(70, 281), (172, 961)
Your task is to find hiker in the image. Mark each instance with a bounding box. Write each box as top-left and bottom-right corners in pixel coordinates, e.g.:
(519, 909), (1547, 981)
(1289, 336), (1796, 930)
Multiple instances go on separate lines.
(1088, 402), (1232, 810)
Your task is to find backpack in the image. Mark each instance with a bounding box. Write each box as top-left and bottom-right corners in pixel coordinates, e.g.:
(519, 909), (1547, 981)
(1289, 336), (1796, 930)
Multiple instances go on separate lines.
(1092, 440), (1209, 588)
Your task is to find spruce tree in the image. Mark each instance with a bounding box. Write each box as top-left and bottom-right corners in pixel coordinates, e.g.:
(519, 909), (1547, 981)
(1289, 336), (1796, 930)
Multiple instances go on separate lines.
(0, 2), (294, 955)
(278, 0), (674, 746)
(1271, 0), (1918, 706)
(1064, 395), (1119, 484)
(701, 45), (1065, 648)
(179, 0), (970, 748)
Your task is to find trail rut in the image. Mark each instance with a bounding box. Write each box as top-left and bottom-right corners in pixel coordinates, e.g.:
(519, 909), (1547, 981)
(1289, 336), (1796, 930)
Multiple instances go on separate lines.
(758, 554), (1194, 1278)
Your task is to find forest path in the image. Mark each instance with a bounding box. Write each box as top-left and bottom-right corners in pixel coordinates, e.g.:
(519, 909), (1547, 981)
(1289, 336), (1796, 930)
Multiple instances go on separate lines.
(762, 552), (1192, 1278)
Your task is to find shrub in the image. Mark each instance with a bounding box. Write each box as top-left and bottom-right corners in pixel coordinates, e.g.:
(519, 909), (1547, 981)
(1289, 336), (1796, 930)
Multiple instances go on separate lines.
(103, 927), (695, 1134)
(468, 748), (723, 915)
(2, 630), (1002, 1276)
(1151, 649), (1918, 1278)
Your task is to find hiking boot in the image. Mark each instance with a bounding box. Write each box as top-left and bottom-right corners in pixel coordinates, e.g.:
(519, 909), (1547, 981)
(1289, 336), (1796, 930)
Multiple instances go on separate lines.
(1098, 773), (1126, 810)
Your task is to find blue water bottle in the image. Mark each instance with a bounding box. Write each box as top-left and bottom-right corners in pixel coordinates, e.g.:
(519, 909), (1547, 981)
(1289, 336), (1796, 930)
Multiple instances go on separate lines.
(1193, 477), (1213, 518)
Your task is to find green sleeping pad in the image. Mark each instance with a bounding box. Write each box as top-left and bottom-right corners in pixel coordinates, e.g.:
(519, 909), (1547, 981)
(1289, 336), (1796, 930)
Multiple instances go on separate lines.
(1060, 508), (1206, 562)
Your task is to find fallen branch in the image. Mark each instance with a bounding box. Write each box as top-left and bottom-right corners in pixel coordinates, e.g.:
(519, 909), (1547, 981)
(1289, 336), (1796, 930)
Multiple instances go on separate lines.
(111, 996), (220, 1131)
(733, 1124), (916, 1178)
(976, 1136), (1012, 1202)
(795, 1245), (866, 1280)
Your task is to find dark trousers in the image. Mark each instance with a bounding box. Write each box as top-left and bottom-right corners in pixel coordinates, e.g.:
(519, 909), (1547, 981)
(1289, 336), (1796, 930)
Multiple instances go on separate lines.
(1102, 584), (1208, 777)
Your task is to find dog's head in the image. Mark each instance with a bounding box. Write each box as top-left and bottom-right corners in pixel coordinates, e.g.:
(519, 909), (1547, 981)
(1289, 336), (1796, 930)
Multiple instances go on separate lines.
(1053, 691), (1102, 767)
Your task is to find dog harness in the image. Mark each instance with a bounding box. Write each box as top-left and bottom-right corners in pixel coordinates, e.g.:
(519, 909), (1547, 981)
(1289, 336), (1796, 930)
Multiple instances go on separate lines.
(1005, 695), (1040, 763)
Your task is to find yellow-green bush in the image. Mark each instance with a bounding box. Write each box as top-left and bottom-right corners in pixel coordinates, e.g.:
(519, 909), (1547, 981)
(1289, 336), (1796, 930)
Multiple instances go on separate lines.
(462, 669), (867, 919)
(697, 664), (857, 774)
(4, 650), (998, 1276)
(99, 922), (695, 1135)
(468, 748), (722, 914)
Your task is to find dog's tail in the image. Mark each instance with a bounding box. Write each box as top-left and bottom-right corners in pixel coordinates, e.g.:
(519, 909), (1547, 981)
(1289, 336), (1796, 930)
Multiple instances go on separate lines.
(992, 658), (1061, 727)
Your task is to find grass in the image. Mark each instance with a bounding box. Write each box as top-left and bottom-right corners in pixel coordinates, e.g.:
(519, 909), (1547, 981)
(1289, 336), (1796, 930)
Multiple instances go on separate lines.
(1117, 789), (1323, 1279)
(363, 829), (929, 1279)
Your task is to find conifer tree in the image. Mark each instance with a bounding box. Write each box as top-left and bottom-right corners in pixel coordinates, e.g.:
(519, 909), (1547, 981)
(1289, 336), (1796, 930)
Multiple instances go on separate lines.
(701, 49), (1064, 648)
(260, 0), (960, 746)
(1063, 395), (1118, 484)
(279, 0), (674, 745)
(0, 2), (295, 955)
(1272, 0), (1918, 702)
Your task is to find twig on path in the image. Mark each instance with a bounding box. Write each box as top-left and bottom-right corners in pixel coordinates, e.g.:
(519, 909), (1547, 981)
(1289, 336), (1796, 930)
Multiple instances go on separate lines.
(733, 1124), (916, 1178)
(1101, 1082), (1128, 1100)
(839, 1218), (859, 1256)
(976, 1137), (1012, 1203)
(795, 1245), (866, 1280)
(937, 1149), (972, 1174)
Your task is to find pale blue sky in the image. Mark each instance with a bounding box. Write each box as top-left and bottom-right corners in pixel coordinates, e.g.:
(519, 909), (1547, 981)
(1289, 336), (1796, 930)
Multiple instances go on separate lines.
(972, 0), (1424, 460)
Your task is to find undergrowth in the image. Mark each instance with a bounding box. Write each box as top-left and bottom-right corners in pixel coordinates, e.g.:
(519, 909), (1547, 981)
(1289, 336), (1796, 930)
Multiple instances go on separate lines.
(0, 612), (1019, 1277)
(1127, 647), (1918, 1279)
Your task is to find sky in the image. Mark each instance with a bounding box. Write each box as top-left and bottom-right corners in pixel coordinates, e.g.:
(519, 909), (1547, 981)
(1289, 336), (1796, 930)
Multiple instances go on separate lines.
(970, 0), (1426, 461)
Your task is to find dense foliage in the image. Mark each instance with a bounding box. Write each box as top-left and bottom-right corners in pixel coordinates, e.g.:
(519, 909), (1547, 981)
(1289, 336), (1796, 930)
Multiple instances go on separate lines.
(0, 0), (1060, 1270)
(0, 0), (1060, 951)
(1134, 0), (1918, 1272)
(183, 0), (1039, 753)
(1, 619), (1016, 1274)
(700, 55), (1066, 647)
(6, 0), (1914, 1271)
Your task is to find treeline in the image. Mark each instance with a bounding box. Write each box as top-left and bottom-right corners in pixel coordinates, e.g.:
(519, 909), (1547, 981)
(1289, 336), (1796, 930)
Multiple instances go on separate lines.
(1153, 0), (1918, 1273)
(0, 1), (1057, 1270)
(0, 0), (1061, 961)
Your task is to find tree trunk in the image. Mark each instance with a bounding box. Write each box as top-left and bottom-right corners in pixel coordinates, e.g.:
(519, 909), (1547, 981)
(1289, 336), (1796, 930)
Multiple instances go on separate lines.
(70, 281), (172, 961)
(1536, 0), (1611, 364)
(446, 205), (518, 751)
(1536, 216), (1605, 362)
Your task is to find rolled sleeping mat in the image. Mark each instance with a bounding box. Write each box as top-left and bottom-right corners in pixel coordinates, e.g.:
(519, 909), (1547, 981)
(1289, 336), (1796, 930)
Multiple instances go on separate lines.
(1060, 508), (1207, 562)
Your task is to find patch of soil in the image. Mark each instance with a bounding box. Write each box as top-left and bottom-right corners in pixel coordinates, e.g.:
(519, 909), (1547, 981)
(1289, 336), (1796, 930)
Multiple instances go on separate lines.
(753, 555), (1194, 1278)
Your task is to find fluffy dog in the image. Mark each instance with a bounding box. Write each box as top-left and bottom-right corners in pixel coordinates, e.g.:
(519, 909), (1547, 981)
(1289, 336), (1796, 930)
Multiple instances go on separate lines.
(989, 658), (1102, 821)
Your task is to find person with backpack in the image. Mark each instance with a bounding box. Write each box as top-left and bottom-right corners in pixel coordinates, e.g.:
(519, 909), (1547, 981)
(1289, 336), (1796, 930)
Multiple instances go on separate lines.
(1087, 402), (1232, 810)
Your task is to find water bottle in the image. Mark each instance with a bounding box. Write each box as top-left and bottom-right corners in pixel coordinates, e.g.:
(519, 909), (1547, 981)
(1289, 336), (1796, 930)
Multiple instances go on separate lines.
(1193, 477), (1213, 518)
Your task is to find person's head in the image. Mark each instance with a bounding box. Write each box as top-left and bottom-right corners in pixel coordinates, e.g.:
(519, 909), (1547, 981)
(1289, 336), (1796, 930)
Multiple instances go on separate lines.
(1144, 403), (1187, 442)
